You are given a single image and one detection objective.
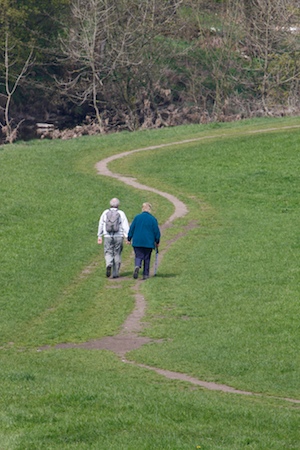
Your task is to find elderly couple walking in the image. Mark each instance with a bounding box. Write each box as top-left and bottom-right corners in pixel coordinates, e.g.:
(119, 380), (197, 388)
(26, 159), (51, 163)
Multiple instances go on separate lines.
(97, 198), (160, 280)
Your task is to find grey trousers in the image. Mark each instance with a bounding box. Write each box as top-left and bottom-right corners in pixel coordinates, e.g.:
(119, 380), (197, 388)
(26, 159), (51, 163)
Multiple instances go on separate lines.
(104, 236), (124, 277)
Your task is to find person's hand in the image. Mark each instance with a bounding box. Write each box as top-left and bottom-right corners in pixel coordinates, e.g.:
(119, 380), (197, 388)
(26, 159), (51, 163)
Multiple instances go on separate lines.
(126, 239), (131, 245)
(98, 237), (102, 244)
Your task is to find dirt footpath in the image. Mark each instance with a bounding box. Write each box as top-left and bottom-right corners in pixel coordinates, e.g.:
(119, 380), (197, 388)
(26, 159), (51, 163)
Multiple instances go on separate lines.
(43, 139), (300, 404)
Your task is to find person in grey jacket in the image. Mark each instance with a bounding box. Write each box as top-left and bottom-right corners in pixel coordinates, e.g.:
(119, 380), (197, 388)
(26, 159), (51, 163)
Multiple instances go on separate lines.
(97, 198), (129, 278)
(127, 202), (160, 280)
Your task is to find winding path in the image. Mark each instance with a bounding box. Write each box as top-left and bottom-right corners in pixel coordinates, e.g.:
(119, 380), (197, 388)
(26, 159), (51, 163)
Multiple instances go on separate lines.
(45, 128), (300, 404)
(95, 141), (300, 404)
(95, 148), (188, 224)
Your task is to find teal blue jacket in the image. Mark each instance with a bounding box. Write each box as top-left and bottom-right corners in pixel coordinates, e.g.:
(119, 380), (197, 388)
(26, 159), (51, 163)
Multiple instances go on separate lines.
(128, 212), (160, 249)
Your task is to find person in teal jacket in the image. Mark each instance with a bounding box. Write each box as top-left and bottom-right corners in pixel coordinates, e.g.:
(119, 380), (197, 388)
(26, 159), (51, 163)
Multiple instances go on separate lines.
(127, 202), (160, 280)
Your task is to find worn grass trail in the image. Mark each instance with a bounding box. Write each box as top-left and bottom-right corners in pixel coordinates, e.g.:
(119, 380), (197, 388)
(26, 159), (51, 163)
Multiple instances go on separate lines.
(108, 121), (300, 402)
(97, 124), (300, 404)
(41, 122), (300, 405)
(1, 118), (300, 449)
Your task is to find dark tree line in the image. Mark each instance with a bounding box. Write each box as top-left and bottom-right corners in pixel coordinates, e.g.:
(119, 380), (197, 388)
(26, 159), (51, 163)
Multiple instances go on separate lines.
(1, 0), (300, 143)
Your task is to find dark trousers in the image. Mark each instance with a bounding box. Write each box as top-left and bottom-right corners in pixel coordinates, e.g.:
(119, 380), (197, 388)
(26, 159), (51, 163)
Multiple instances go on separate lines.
(134, 247), (153, 277)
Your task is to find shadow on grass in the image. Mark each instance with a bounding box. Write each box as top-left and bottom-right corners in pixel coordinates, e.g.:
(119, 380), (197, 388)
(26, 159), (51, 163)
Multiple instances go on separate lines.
(113, 271), (177, 279)
(152, 273), (177, 279)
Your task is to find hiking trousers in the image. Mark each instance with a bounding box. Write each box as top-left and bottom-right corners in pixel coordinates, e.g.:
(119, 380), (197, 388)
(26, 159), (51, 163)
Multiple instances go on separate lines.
(104, 236), (124, 277)
(133, 247), (153, 277)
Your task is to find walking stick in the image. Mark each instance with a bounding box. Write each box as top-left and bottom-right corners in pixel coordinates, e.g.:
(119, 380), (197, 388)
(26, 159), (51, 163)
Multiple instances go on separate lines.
(154, 246), (159, 276)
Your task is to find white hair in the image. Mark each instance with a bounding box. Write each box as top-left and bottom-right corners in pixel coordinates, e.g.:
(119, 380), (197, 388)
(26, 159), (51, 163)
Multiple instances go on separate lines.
(110, 198), (120, 208)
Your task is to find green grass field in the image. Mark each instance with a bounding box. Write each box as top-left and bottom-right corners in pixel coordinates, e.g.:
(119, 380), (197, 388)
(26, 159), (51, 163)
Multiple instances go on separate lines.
(0, 117), (299, 449)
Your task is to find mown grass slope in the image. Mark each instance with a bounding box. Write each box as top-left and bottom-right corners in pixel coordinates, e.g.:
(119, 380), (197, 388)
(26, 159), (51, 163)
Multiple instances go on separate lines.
(112, 123), (300, 399)
(0, 117), (299, 449)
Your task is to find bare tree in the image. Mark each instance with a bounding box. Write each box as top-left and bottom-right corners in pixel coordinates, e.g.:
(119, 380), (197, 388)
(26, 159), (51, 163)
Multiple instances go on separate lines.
(179, 0), (300, 118)
(0, 32), (34, 143)
(59, 0), (182, 131)
(233, 0), (300, 112)
(178, 0), (241, 118)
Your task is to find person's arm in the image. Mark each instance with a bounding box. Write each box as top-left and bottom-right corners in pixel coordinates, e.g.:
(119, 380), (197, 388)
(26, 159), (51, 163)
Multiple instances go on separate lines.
(120, 211), (130, 239)
(154, 218), (161, 246)
(127, 218), (135, 244)
(97, 211), (106, 244)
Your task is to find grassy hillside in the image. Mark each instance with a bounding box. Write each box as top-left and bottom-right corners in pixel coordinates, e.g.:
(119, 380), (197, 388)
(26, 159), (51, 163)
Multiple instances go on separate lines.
(112, 120), (300, 398)
(0, 117), (299, 449)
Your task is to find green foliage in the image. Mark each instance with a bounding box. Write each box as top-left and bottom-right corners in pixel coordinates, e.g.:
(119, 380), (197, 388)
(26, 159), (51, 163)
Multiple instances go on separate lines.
(0, 0), (70, 39)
